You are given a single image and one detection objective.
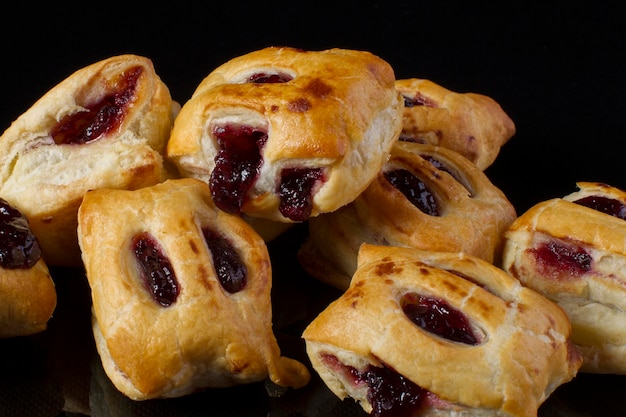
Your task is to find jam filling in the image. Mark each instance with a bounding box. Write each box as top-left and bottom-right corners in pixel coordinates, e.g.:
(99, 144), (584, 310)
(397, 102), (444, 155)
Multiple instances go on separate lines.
(209, 122), (325, 221)
(132, 232), (179, 307)
(365, 364), (425, 417)
(401, 292), (481, 345)
(321, 354), (427, 417)
(402, 93), (437, 108)
(384, 169), (439, 216)
(0, 198), (41, 269)
(247, 72), (293, 84)
(530, 240), (592, 279)
(399, 92), (439, 142)
(209, 124), (268, 214)
(573, 195), (626, 220)
(278, 167), (324, 221)
(203, 228), (247, 293)
(50, 66), (143, 145)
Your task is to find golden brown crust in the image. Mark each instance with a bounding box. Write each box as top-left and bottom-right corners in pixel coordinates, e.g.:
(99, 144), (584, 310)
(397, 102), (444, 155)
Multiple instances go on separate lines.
(303, 244), (581, 417)
(0, 258), (56, 338)
(166, 46), (403, 222)
(77, 178), (309, 400)
(395, 78), (515, 170)
(0, 54), (176, 266)
(502, 182), (626, 374)
(299, 141), (517, 290)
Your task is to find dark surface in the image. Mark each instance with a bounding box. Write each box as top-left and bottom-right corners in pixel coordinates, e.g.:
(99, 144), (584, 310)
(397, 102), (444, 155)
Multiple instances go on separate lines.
(1, 2), (625, 416)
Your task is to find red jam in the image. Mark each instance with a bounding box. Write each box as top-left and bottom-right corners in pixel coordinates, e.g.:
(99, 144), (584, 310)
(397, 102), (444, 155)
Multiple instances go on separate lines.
(209, 123), (325, 221)
(50, 66), (143, 145)
(132, 232), (179, 307)
(203, 228), (247, 293)
(530, 240), (592, 279)
(401, 93), (437, 108)
(248, 72), (293, 83)
(384, 169), (439, 216)
(320, 354), (427, 417)
(209, 124), (268, 214)
(0, 198), (41, 269)
(574, 195), (626, 220)
(278, 167), (325, 221)
(401, 292), (481, 345)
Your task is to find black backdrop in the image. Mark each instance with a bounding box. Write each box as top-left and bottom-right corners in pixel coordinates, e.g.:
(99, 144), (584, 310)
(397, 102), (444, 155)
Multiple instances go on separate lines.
(1, 2), (626, 416)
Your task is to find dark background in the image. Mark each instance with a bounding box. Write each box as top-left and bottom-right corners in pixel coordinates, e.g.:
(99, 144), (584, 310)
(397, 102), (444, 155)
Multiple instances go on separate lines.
(1, 2), (625, 416)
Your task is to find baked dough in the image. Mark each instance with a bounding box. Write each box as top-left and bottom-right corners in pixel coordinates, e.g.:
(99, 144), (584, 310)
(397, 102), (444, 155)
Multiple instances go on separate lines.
(303, 244), (582, 417)
(502, 182), (626, 374)
(0, 198), (56, 338)
(395, 78), (515, 170)
(167, 46), (403, 223)
(298, 141), (516, 290)
(77, 178), (310, 400)
(0, 54), (176, 266)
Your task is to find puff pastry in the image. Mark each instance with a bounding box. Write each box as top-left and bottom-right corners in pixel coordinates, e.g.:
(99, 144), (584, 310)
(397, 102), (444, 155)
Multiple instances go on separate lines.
(0, 198), (56, 338)
(77, 178), (310, 400)
(167, 46), (403, 223)
(298, 141), (516, 290)
(502, 182), (626, 374)
(303, 244), (582, 417)
(0, 54), (176, 266)
(395, 78), (515, 170)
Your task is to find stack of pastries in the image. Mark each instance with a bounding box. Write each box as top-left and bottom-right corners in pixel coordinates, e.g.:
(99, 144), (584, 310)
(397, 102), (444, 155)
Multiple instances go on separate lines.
(0, 45), (620, 415)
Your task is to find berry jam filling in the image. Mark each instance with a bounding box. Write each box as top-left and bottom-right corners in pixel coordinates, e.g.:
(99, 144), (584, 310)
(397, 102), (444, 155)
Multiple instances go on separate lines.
(209, 124), (268, 214)
(247, 72), (293, 83)
(132, 232), (179, 307)
(573, 195), (626, 220)
(366, 365), (426, 417)
(320, 353), (427, 417)
(320, 353), (368, 389)
(203, 228), (247, 293)
(401, 292), (481, 345)
(401, 93), (437, 108)
(530, 240), (593, 279)
(384, 169), (439, 216)
(0, 198), (41, 269)
(278, 167), (324, 221)
(50, 66), (143, 145)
